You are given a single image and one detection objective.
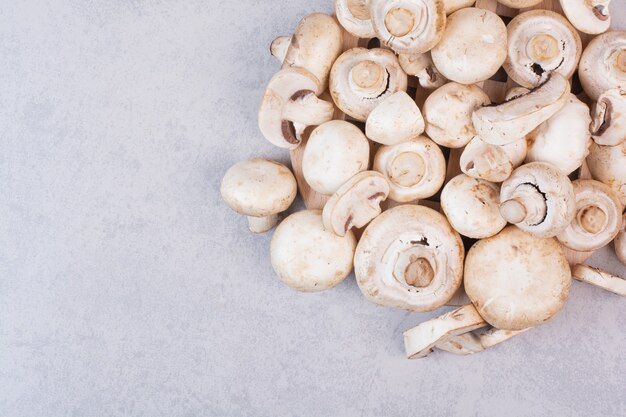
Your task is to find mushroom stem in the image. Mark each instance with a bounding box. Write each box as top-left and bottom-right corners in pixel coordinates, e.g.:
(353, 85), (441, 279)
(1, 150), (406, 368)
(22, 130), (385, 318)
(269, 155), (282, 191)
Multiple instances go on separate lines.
(282, 92), (335, 127)
(270, 36), (291, 63)
(348, 60), (389, 98)
(247, 214), (279, 233)
(572, 264), (626, 297)
(500, 184), (546, 225)
(577, 205), (607, 234)
(500, 199), (527, 224)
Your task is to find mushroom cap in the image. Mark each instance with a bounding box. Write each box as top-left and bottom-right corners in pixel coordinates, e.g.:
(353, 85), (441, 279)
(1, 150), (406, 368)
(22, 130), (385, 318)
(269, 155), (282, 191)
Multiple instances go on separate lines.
(496, 0), (542, 7)
(302, 120), (370, 195)
(557, 179), (624, 252)
(441, 174), (507, 239)
(460, 136), (527, 183)
(354, 204), (465, 312)
(335, 0), (377, 38)
(591, 89), (626, 146)
(444, 0), (475, 14)
(579, 31), (626, 101)
(525, 94), (592, 175)
(398, 52), (448, 89)
(559, 0), (611, 35)
(586, 141), (626, 205)
(615, 212), (626, 265)
(431, 8), (507, 85)
(221, 159), (297, 217)
(365, 91), (425, 145)
(465, 226), (571, 331)
(503, 10), (582, 88)
(373, 135), (446, 202)
(423, 82), (490, 148)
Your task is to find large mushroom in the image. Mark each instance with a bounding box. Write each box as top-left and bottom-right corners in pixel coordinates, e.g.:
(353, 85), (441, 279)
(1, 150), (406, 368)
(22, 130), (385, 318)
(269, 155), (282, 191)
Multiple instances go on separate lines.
(591, 89), (626, 146)
(398, 52), (448, 89)
(578, 31), (626, 101)
(560, 0), (612, 35)
(365, 91), (425, 145)
(586, 141), (626, 205)
(615, 212), (626, 265)
(460, 136), (527, 183)
(335, 0), (376, 38)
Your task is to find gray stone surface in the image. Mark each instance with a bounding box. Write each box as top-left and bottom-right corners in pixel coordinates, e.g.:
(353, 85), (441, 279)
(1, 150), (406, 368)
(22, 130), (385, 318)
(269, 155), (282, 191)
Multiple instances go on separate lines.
(0, 1), (625, 416)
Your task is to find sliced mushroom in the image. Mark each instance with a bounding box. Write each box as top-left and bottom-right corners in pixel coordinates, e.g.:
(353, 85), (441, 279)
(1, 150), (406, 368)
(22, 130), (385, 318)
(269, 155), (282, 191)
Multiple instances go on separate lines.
(505, 87), (531, 101)
(591, 89), (626, 146)
(460, 136), (527, 183)
(423, 82), (490, 148)
(322, 171), (390, 237)
(578, 31), (626, 101)
(465, 226), (571, 330)
(495, 0), (542, 7)
(586, 141), (626, 205)
(560, 0), (611, 35)
(335, 0), (377, 38)
(302, 120), (370, 195)
(355, 204), (464, 312)
(500, 162), (576, 238)
(436, 327), (531, 355)
(398, 52), (447, 89)
(572, 264), (626, 297)
(431, 8), (507, 85)
(503, 10), (582, 88)
(330, 48), (408, 121)
(373, 135), (446, 202)
(444, 0), (475, 14)
(472, 73), (570, 146)
(365, 91), (425, 145)
(615, 212), (626, 265)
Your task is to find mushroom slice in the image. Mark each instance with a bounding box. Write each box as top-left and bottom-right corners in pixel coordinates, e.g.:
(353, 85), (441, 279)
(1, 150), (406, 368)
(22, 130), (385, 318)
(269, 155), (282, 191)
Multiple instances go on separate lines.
(443, 0), (474, 14)
(505, 87), (531, 101)
(557, 180), (623, 252)
(525, 94), (592, 175)
(591, 89), (626, 146)
(398, 52), (447, 89)
(460, 136), (527, 183)
(403, 304), (487, 359)
(572, 264), (626, 297)
(335, 0), (376, 38)
(370, 0), (446, 55)
(472, 73), (570, 146)
(365, 91), (425, 145)
(560, 0), (611, 35)
(615, 212), (626, 265)
(495, 0), (542, 7)
(579, 31), (626, 101)
(355, 205), (465, 312)
(258, 67), (334, 149)
(586, 141), (626, 205)
(330, 48), (408, 122)
(373, 136), (446, 202)
(322, 171), (390, 237)
(503, 10), (582, 88)
(423, 82), (491, 149)
(436, 327), (531, 355)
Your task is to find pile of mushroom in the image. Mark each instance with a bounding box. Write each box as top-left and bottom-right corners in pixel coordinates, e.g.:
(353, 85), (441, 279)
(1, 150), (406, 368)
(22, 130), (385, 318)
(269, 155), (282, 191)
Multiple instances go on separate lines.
(222, 1), (626, 359)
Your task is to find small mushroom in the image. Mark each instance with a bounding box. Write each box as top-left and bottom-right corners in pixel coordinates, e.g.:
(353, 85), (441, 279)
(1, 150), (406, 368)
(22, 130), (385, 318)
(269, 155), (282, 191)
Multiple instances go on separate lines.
(423, 82), (491, 148)
(586, 141), (626, 205)
(503, 10), (582, 88)
(460, 136), (527, 183)
(302, 120), (370, 195)
(615, 212), (626, 265)
(591, 89), (626, 146)
(495, 0), (542, 7)
(330, 48), (408, 121)
(355, 204), (465, 312)
(444, 0), (475, 14)
(271, 210), (357, 292)
(441, 174), (507, 239)
(431, 8), (507, 85)
(365, 91), (425, 145)
(472, 73), (570, 146)
(221, 159), (297, 233)
(436, 327), (531, 355)
(578, 31), (626, 101)
(559, 0), (611, 35)
(465, 226), (571, 330)
(572, 264), (626, 297)
(557, 180), (623, 252)
(500, 162), (576, 238)
(258, 67), (335, 149)
(369, 0), (446, 54)
(335, 0), (377, 38)
(322, 171), (390, 237)
(373, 135), (446, 202)
(398, 52), (448, 89)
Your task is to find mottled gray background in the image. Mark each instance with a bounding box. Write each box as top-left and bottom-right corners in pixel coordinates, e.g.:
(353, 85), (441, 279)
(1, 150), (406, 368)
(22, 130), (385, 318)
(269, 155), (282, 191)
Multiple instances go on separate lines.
(0, 1), (625, 416)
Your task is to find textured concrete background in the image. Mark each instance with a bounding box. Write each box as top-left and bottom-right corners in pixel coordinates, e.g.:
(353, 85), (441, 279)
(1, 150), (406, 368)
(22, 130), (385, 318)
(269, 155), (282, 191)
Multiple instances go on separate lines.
(1, 1), (625, 416)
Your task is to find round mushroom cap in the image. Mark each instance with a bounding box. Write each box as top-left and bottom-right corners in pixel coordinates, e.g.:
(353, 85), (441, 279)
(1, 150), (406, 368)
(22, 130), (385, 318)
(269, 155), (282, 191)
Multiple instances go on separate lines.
(365, 91), (425, 146)
(271, 210), (357, 292)
(221, 159), (297, 217)
(496, 0), (542, 7)
(579, 31), (626, 101)
(431, 8), (507, 85)
(335, 0), (377, 38)
(559, 0), (611, 35)
(586, 141), (626, 205)
(591, 89), (626, 146)
(465, 226), (571, 331)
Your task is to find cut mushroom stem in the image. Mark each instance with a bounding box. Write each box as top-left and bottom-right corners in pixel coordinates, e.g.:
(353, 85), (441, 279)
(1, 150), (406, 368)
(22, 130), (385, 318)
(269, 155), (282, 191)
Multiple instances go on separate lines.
(349, 60), (389, 98)
(270, 36), (291, 62)
(247, 214), (280, 234)
(572, 264), (626, 297)
(436, 327), (531, 356)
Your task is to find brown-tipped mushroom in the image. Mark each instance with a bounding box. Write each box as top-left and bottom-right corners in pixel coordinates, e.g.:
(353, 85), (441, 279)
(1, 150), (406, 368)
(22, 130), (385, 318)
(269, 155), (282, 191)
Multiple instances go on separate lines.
(398, 52), (448, 89)
(560, 0), (612, 35)
(335, 0), (377, 38)
(460, 136), (527, 183)
(586, 141), (626, 206)
(591, 89), (626, 146)
(365, 91), (425, 145)
(578, 31), (626, 101)
(572, 264), (626, 297)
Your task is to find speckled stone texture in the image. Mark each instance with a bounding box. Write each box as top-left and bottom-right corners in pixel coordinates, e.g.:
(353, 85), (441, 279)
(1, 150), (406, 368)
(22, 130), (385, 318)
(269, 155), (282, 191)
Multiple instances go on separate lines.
(0, 1), (624, 416)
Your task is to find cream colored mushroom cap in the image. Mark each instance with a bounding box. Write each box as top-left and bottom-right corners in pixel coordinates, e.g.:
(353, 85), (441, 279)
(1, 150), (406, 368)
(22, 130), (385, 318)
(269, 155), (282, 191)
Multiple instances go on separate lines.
(365, 91), (425, 145)
(444, 0), (475, 14)
(559, 0), (611, 35)
(465, 226), (571, 331)
(496, 0), (542, 7)
(579, 31), (626, 101)
(335, 0), (377, 38)
(591, 89), (626, 146)
(615, 212), (626, 265)
(586, 141), (626, 205)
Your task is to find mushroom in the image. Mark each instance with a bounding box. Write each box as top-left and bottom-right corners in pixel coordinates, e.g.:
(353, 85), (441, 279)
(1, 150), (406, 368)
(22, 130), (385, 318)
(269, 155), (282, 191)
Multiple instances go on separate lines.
(335, 0), (377, 38)
(472, 73), (570, 146)
(460, 136), (527, 183)
(578, 31), (626, 101)
(559, 0), (612, 35)
(500, 162), (576, 238)
(355, 204), (465, 312)
(443, 0), (475, 14)
(495, 0), (542, 7)
(465, 226), (571, 330)
(221, 159), (297, 233)
(436, 327), (531, 355)
(441, 174), (507, 239)
(431, 8), (507, 85)
(322, 171), (390, 237)
(422, 82), (490, 148)
(302, 120), (370, 195)
(505, 87), (531, 101)
(525, 94), (592, 175)
(398, 52), (448, 89)
(591, 89), (626, 146)
(330, 48), (409, 121)
(369, 0), (446, 55)
(258, 67), (335, 149)
(373, 135), (446, 202)
(271, 210), (357, 292)
(503, 10), (582, 88)
(572, 264), (626, 297)
(556, 180), (623, 252)
(365, 91), (425, 145)
(270, 13), (343, 89)
(615, 212), (626, 265)
(586, 141), (626, 205)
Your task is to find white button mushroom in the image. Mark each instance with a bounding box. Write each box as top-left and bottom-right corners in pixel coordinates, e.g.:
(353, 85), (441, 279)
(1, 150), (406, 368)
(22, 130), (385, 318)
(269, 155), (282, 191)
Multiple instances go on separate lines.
(354, 204), (465, 312)
(302, 120), (370, 196)
(572, 264), (626, 297)
(443, 0), (475, 14)
(559, 0), (611, 35)
(436, 327), (531, 355)
(271, 210), (357, 292)
(495, 0), (542, 7)
(460, 136), (527, 183)
(335, 0), (377, 38)
(591, 89), (626, 146)
(431, 8), (507, 85)
(586, 141), (626, 206)
(578, 31), (626, 101)
(398, 52), (448, 89)
(365, 91), (425, 145)
(465, 226), (571, 330)
(615, 212), (626, 265)
(373, 135), (446, 202)
(221, 159), (297, 233)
